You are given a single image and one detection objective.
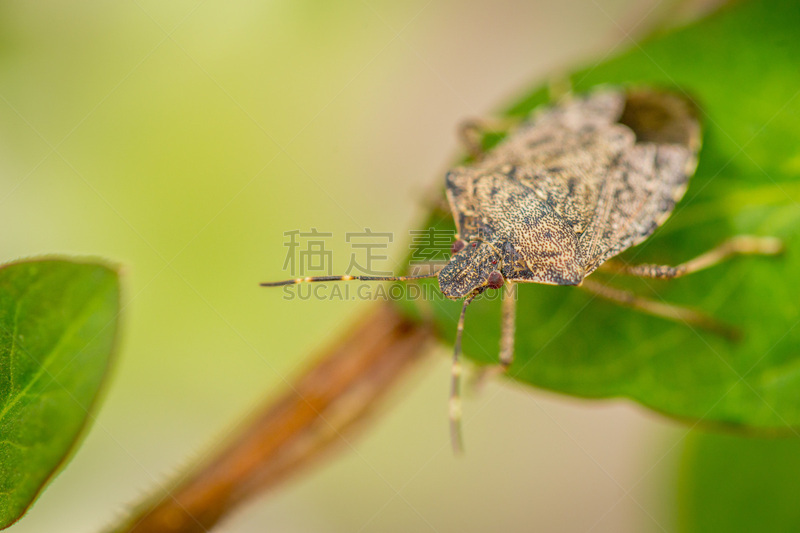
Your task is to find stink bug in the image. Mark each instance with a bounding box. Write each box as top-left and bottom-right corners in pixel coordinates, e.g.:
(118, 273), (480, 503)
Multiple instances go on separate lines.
(262, 87), (782, 452)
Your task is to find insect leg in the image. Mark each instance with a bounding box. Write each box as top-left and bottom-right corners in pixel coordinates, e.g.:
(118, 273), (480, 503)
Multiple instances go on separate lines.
(498, 282), (517, 369)
(580, 279), (739, 340)
(450, 292), (479, 454)
(458, 117), (520, 160)
(468, 283), (517, 392)
(600, 236), (783, 279)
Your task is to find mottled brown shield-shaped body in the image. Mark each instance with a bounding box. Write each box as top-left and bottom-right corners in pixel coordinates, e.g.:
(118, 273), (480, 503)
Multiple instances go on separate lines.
(438, 87), (702, 299)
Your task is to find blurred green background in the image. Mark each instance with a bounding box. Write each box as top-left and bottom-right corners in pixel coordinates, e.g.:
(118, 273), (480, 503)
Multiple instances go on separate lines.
(0, 1), (738, 532)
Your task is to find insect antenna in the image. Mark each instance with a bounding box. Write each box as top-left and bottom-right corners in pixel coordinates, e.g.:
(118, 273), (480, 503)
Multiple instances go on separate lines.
(260, 272), (437, 287)
(450, 290), (481, 454)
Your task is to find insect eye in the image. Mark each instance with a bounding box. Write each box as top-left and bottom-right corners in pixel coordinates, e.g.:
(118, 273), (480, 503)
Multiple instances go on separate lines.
(451, 239), (466, 255)
(486, 270), (504, 289)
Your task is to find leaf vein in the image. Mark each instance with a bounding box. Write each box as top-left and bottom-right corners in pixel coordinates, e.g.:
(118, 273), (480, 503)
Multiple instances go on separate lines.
(0, 287), (108, 424)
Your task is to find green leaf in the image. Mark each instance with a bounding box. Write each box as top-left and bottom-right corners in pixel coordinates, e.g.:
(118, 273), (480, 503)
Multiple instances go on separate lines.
(0, 259), (119, 528)
(404, 0), (800, 431)
(678, 432), (800, 532)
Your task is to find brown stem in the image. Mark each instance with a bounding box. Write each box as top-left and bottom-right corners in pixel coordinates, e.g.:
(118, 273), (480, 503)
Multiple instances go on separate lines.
(111, 302), (435, 533)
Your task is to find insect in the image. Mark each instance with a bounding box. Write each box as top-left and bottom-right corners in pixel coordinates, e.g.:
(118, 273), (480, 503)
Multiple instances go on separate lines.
(262, 87), (782, 452)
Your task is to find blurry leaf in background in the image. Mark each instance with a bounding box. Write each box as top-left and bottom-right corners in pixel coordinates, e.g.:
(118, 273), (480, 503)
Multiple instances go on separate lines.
(410, 0), (800, 430)
(0, 259), (119, 529)
(678, 432), (800, 532)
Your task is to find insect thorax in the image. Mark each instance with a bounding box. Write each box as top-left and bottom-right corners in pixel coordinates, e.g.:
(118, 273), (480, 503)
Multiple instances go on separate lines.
(439, 167), (585, 298)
